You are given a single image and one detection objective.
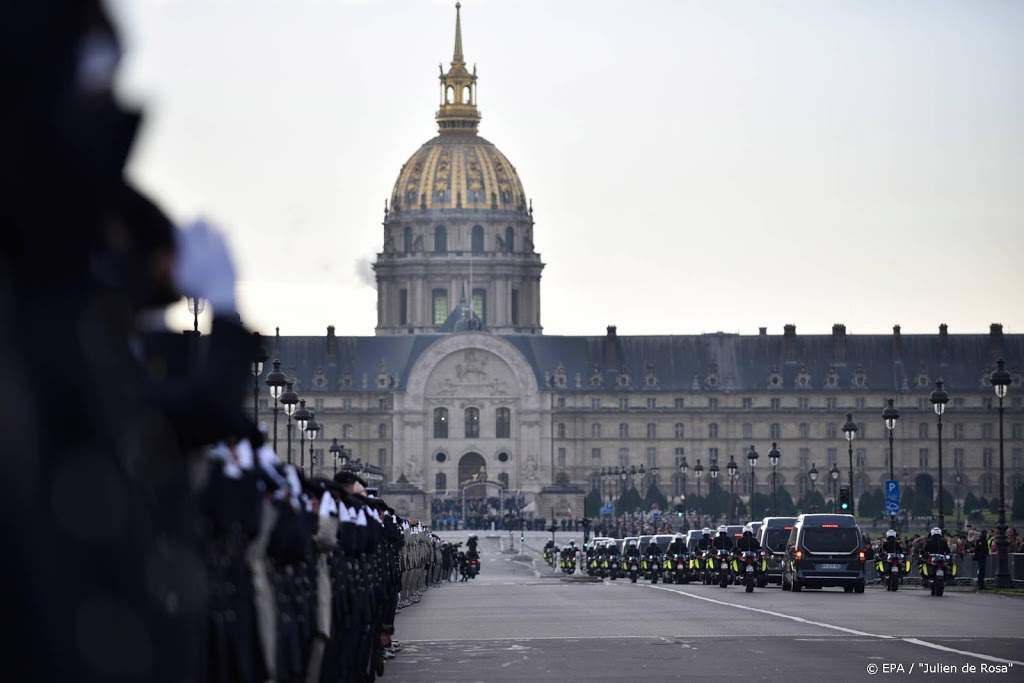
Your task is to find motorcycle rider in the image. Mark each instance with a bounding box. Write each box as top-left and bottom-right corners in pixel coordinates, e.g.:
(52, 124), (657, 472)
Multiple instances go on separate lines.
(712, 525), (734, 551)
(881, 529), (903, 554)
(624, 540), (641, 559)
(667, 534), (688, 555)
(696, 527), (714, 553)
(923, 528), (951, 555)
(734, 525), (761, 553)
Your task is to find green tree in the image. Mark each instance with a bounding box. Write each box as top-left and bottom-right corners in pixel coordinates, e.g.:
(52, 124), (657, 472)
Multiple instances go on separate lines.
(643, 481), (668, 512)
(750, 492), (772, 519)
(615, 486), (643, 516)
(1012, 486), (1024, 521)
(797, 489), (827, 514)
(705, 487), (732, 521)
(858, 490), (880, 518)
(913, 474), (934, 517)
(964, 492), (980, 514)
(584, 487), (603, 519)
(901, 486), (915, 514)
(872, 488), (885, 516)
(733, 498), (748, 519)
(937, 488), (954, 516)
(775, 487), (798, 516)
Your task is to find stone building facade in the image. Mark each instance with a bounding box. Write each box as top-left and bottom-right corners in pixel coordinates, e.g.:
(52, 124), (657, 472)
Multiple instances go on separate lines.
(259, 6), (1023, 525)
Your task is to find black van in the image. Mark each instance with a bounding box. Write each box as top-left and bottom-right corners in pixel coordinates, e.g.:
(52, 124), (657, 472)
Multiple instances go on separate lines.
(757, 516), (798, 587)
(781, 514), (866, 593)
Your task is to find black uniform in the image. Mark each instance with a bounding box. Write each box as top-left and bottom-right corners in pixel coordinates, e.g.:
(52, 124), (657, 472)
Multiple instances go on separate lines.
(881, 537), (903, 554)
(923, 535), (951, 555)
(735, 533), (761, 553)
(712, 533), (734, 551)
(667, 538), (687, 554)
(696, 535), (713, 552)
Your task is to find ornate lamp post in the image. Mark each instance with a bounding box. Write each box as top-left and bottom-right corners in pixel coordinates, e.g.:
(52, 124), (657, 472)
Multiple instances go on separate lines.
(330, 438), (345, 477)
(727, 456), (738, 524)
(265, 360), (287, 453)
(829, 462), (840, 513)
(808, 462), (819, 510)
(305, 411), (320, 478)
(694, 459), (704, 520)
(842, 413), (857, 516)
(929, 379), (949, 531)
(251, 338), (268, 424)
(882, 398), (900, 529)
(709, 458), (720, 524)
(989, 358), (1013, 588)
(294, 398), (311, 474)
(768, 442), (780, 517)
(279, 380), (298, 464)
(746, 445), (758, 518)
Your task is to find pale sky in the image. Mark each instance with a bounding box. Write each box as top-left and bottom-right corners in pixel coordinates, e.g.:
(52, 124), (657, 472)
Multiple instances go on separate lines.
(107, 0), (1024, 338)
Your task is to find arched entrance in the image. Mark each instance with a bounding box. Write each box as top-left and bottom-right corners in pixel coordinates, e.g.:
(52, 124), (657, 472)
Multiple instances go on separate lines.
(459, 452), (488, 497)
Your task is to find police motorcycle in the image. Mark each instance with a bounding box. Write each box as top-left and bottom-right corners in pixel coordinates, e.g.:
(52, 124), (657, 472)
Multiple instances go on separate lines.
(642, 552), (662, 584)
(878, 552), (909, 592)
(918, 528), (957, 597)
(559, 542), (578, 574)
(543, 543), (560, 567)
(622, 541), (642, 583)
(732, 550), (764, 593)
(605, 546), (621, 581)
(921, 553), (955, 597)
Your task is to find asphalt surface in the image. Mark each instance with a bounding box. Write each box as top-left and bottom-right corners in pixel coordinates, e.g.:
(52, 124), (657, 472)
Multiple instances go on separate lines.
(386, 535), (1024, 682)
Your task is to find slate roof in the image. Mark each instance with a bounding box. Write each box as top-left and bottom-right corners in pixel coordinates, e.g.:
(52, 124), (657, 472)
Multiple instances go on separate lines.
(262, 328), (1024, 396)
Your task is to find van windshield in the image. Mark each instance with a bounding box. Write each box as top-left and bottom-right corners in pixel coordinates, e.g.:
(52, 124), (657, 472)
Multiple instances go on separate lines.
(764, 528), (791, 552)
(802, 527), (860, 554)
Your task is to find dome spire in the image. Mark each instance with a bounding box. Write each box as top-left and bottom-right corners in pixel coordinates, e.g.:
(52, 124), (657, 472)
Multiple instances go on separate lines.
(453, 2), (464, 64)
(436, 3), (480, 133)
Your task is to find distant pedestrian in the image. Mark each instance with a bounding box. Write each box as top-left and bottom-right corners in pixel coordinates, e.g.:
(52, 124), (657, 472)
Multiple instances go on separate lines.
(974, 530), (989, 590)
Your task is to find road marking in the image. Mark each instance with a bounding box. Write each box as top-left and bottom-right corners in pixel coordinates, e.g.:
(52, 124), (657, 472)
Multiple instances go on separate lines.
(645, 584), (888, 639)
(646, 584), (1024, 667)
(902, 638), (1024, 667)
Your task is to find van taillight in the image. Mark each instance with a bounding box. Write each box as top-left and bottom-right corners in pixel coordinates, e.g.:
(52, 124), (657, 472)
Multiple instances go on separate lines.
(821, 524), (839, 528)
(859, 550), (865, 561)
(795, 550), (802, 561)
(784, 526), (792, 530)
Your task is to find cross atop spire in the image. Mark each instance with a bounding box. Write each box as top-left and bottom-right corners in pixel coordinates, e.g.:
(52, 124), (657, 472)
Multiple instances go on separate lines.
(436, 3), (480, 133)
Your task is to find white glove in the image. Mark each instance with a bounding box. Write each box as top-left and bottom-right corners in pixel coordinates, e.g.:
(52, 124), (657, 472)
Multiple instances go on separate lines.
(172, 219), (237, 314)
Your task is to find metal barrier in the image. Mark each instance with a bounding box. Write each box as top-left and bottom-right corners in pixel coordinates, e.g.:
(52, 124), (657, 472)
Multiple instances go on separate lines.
(866, 553), (1024, 587)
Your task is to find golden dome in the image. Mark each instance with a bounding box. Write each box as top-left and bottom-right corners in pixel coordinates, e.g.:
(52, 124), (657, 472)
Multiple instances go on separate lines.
(390, 133), (527, 214)
(388, 4), (527, 215)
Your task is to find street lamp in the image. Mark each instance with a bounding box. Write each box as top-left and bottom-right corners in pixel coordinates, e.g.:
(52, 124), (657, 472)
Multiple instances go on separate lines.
(842, 413), (857, 516)
(929, 379), (949, 532)
(251, 337), (268, 424)
(694, 459), (704, 519)
(882, 398), (900, 529)
(265, 360), (287, 453)
(305, 411), (320, 478)
(279, 380), (298, 464)
(990, 358), (1013, 588)
(727, 456), (738, 524)
(768, 442), (780, 517)
(187, 297), (204, 336)
(808, 462), (818, 512)
(294, 398), (311, 474)
(709, 458), (720, 524)
(329, 438), (345, 477)
(829, 462), (840, 513)
(746, 445), (758, 518)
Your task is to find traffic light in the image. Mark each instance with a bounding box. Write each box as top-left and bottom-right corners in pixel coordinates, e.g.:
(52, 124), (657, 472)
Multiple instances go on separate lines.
(838, 486), (851, 512)
(674, 504), (684, 517)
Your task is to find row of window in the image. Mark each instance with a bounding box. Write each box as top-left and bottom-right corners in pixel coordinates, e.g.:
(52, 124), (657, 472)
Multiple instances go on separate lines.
(555, 396), (1023, 410)
(554, 421), (1020, 441)
(433, 407), (511, 438)
(412, 287), (519, 326)
(404, 225), (517, 255)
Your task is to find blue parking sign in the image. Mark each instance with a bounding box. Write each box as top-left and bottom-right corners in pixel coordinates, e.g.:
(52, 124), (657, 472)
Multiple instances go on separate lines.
(884, 480), (900, 514)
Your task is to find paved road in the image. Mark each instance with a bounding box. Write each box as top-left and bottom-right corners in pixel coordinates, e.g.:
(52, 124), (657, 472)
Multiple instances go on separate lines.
(387, 535), (1023, 682)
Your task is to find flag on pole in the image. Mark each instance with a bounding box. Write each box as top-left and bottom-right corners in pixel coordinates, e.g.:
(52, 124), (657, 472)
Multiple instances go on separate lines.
(567, 505), (573, 519)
